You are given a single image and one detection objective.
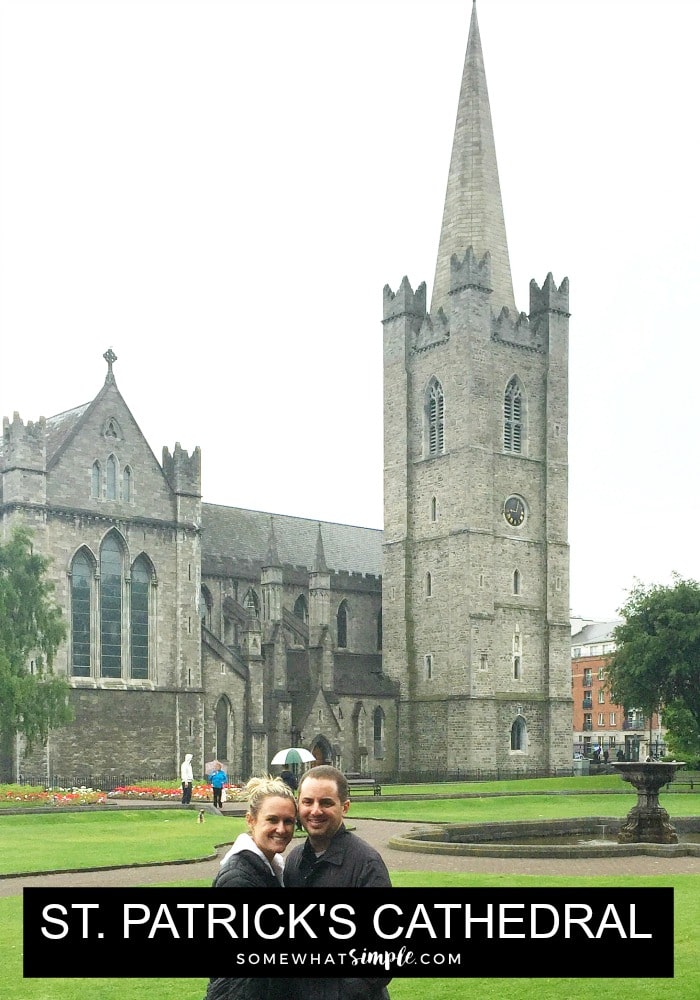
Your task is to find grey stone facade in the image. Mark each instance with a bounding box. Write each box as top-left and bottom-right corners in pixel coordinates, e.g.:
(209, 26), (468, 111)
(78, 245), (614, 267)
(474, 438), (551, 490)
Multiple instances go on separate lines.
(381, 5), (572, 774)
(0, 4), (573, 784)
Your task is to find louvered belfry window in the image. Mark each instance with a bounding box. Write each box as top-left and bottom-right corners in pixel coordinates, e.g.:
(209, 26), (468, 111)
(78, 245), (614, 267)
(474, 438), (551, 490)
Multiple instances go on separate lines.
(428, 379), (445, 455)
(504, 377), (522, 453)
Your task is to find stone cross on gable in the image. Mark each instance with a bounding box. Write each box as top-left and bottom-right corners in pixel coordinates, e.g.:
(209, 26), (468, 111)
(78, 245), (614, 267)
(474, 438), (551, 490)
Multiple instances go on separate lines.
(103, 347), (118, 381)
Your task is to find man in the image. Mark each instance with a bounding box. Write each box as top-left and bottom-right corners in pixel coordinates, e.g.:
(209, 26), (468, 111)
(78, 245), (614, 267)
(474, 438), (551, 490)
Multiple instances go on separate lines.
(284, 765), (391, 1000)
(180, 752), (194, 806)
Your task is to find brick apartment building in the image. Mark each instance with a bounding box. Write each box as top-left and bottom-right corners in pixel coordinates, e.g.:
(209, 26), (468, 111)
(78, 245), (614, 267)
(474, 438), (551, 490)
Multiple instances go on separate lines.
(571, 620), (665, 761)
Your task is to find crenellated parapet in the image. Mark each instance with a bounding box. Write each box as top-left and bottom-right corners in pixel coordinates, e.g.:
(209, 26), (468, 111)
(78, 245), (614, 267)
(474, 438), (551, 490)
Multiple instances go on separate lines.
(331, 569), (382, 595)
(414, 309), (450, 352)
(529, 273), (570, 317)
(382, 277), (427, 322)
(2, 412), (47, 473)
(450, 247), (493, 296)
(491, 307), (545, 352)
(162, 442), (201, 497)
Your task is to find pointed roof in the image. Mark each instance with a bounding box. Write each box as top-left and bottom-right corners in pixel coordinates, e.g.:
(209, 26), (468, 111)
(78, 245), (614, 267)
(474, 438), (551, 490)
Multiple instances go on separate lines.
(264, 516), (281, 567)
(313, 522), (328, 574)
(431, 1), (516, 317)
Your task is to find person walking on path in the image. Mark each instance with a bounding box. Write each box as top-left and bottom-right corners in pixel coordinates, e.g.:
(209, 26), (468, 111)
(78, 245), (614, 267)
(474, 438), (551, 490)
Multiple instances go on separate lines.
(284, 764), (392, 1000)
(204, 774), (298, 1000)
(208, 763), (227, 809)
(180, 753), (194, 806)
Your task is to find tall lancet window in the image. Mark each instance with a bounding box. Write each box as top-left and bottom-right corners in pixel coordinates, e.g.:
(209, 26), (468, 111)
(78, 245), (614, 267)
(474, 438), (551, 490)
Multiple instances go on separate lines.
(504, 377), (524, 454)
(426, 378), (445, 456)
(91, 461), (102, 499)
(106, 454), (118, 499)
(71, 550), (93, 676)
(100, 533), (124, 677)
(130, 555), (152, 679)
(337, 600), (348, 649)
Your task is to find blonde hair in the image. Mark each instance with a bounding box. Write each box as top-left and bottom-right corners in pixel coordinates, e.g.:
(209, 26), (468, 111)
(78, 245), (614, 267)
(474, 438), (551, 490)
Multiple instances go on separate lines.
(244, 774), (297, 818)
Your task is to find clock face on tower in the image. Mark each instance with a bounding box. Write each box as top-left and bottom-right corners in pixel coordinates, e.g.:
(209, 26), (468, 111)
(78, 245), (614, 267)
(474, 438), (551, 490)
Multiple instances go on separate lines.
(504, 495), (526, 527)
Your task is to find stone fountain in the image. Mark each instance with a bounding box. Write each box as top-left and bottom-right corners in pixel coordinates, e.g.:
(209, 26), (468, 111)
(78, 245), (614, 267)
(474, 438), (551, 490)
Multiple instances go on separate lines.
(386, 759), (698, 858)
(611, 761), (685, 844)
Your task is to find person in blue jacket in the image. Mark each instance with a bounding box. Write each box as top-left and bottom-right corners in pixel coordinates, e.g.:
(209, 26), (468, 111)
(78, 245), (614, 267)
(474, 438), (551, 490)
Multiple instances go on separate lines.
(208, 763), (228, 809)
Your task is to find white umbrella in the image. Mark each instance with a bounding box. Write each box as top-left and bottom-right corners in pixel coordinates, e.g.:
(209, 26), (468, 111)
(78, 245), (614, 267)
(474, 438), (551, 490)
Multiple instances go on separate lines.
(270, 747), (315, 766)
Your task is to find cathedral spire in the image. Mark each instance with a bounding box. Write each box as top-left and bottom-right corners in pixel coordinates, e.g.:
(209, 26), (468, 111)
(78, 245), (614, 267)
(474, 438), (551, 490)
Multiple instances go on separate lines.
(431, 1), (516, 317)
(313, 523), (328, 573)
(264, 516), (281, 566)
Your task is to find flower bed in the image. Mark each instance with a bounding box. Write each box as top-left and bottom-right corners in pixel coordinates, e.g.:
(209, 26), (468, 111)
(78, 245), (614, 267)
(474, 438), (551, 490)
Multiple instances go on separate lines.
(107, 782), (243, 802)
(0, 781), (243, 808)
(0, 784), (107, 807)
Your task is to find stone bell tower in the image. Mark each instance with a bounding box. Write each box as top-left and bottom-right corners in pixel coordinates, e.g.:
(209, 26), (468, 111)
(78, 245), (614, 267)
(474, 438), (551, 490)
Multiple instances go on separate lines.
(382, 1), (572, 775)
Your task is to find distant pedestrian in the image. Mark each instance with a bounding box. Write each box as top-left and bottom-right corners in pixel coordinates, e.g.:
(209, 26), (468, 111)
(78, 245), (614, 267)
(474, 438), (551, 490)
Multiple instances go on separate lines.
(616, 748), (625, 762)
(209, 763), (228, 809)
(181, 753), (194, 805)
(603, 749), (609, 764)
(280, 767), (298, 791)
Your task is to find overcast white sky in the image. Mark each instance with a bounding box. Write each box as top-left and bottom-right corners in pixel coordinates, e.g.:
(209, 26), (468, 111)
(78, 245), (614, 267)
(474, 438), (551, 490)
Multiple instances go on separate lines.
(1, 0), (699, 623)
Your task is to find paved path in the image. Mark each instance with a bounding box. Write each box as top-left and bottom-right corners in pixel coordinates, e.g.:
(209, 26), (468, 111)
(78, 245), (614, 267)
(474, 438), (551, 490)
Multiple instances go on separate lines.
(3, 817), (700, 897)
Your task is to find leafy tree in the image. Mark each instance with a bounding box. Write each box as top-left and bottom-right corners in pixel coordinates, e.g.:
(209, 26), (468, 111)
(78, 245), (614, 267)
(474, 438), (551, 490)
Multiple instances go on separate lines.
(662, 701), (700, 765)
(607, 575), (700, 751)
(0, 527), (72, 750)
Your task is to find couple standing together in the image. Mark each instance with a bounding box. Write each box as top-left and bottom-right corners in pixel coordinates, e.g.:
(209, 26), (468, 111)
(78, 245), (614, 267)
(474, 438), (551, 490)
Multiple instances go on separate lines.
(204, 764), (392, 1000)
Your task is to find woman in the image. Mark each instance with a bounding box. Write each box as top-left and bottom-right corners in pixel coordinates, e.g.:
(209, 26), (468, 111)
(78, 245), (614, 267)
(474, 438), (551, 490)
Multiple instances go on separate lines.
(208, 762), (228, 810)
(204, 775), (298, 1000)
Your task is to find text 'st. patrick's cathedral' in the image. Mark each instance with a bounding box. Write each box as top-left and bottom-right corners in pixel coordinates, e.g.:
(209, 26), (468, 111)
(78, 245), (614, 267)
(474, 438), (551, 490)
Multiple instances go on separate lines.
(0, 2), (573, 782)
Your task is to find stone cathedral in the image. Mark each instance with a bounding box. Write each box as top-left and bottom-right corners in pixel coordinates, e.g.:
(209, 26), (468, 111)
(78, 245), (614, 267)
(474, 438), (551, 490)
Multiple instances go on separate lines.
(0, 3), (573, 783)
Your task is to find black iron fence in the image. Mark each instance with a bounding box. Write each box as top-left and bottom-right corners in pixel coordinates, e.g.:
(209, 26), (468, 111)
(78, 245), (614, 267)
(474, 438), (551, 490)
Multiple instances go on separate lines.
(12, 765), (571, 791)
(373, 766), (572, 784)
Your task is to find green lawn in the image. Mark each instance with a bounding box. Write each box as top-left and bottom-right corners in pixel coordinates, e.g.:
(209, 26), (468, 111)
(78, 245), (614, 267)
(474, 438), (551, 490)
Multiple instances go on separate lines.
(1, 780), (697, 1000)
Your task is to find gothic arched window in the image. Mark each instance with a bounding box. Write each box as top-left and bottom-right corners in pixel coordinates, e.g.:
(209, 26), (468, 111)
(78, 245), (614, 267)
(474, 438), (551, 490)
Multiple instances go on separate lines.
(215, 696), (231, 763)
(106, 454), (118, 500)
(511, 716), (527, 751)
(337, 600), (348, 648)
(91, 461), (101, 499)
(426, 378), (445, 456)
(100, 533), (124, 677)
(71, 550), (93, 676)
(123, 465), (132, 502)
(373, 707), (385, 759)
(294, 594), (308, 623)
(130, 555), (152, 679)
(513, 569), (521, 595)
(200, 586), (213, 628)
(504, 377), (524, 454)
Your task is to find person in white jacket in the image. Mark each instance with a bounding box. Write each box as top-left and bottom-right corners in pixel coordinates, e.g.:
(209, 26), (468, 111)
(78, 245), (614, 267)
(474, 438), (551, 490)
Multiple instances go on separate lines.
(180, 752), (194, 805)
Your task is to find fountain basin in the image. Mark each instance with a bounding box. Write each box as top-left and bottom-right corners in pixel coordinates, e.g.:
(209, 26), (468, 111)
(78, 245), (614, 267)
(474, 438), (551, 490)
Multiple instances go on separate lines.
(388, 816), (700, 858)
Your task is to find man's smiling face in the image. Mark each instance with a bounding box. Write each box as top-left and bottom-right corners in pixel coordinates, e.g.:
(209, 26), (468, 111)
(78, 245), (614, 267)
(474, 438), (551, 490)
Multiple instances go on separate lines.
(298, 776), (350, 850)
